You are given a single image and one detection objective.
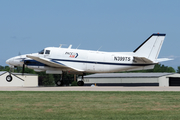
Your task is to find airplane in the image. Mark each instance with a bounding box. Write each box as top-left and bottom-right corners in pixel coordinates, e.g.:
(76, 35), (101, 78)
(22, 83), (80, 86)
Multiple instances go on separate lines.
(6, 33), (171, 86)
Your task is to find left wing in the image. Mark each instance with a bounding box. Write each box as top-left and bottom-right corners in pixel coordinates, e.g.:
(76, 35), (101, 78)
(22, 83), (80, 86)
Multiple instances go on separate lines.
(26, 55), (84, 72)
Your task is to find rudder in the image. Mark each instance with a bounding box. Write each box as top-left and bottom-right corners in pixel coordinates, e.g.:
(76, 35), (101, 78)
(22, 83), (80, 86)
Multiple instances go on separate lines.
(134, 33), (166, 61)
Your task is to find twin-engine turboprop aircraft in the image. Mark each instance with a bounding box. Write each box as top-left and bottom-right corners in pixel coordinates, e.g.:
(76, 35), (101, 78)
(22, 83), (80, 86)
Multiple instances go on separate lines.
(6, 33), (170, 86)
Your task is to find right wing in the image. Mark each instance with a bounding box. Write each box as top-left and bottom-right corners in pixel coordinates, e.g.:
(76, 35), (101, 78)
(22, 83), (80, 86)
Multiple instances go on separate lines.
(26, 55), (84, 72)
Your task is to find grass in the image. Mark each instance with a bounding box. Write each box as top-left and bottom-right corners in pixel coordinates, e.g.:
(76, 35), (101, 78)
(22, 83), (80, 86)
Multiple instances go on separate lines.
(0, 91), (180, 120)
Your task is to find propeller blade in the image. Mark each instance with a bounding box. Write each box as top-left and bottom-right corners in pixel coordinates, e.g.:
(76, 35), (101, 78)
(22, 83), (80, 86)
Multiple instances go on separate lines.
(22, 64), (25, 75)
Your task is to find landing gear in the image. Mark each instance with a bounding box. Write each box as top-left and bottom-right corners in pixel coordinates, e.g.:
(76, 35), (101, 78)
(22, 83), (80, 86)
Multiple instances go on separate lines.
(77, 73), (85, 86)
(56, 73), (64, 86)
(6, 66), (14, 82)
(56, 80), (63, 86)
(77, 81), (84, 86)
(55, 72), (85, 86)
(6, 75), (13, 82)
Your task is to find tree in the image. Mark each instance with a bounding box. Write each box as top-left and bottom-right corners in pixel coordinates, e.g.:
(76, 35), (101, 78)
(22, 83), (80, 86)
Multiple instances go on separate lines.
(23, 67), (36, 74)
(0, 66), (10, 71)
(177, 66), (180, 73)
(0, 66), (4, 71)
(37, 72), (55, 86)
(42, 74), (55, 86)
(126, 64), (175, 73)
(152, 64), (175, 72)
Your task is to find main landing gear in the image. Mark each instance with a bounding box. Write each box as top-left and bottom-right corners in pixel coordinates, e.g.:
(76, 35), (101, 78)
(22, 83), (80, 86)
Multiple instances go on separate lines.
(56, 80), (63, 86)
(77, 73), (85, 86)
(56, 74), (64, 86)
(56, 72), (85, 86)
(77, 81), (84, 86)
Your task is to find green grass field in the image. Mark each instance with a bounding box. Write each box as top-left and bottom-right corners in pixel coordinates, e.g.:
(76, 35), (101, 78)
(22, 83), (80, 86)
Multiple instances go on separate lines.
(0, 91), (180, 120)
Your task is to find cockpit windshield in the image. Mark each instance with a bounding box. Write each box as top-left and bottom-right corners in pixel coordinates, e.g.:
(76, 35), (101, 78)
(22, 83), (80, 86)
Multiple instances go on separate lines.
(38, 49), (44, 54)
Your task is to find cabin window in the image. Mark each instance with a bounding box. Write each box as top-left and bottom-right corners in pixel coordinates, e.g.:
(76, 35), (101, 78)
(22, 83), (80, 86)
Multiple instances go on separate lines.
(38, 49), (44, 54)
(45, 50), (50, 54)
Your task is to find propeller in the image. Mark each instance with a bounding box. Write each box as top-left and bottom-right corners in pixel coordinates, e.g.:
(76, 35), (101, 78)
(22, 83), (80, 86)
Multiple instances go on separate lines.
(20, 58), (26, 76)
(22, 64), (25, 75)
(19, 52), (26, 75)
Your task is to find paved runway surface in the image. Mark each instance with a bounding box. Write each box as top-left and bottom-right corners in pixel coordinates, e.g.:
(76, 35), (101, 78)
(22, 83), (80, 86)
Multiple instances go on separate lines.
(0, 86), (180, 91)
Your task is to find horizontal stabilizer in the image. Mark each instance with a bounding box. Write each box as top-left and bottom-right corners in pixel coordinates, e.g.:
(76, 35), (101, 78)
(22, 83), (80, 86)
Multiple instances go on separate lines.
(156, 58), (173, 63)
(133, 57), (153, 64)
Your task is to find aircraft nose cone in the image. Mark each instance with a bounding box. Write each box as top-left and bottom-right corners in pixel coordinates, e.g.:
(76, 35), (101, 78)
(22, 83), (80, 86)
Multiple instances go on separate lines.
(6, 58), (13, 65)
(6, 56), (25, 67)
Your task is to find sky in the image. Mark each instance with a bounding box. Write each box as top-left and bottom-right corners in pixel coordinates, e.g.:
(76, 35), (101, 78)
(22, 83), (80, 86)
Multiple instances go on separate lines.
(0, 0), (180, 70)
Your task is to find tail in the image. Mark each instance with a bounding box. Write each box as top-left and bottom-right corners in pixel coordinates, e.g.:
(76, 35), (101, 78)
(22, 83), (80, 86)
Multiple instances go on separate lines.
(133, 33), (166, 62)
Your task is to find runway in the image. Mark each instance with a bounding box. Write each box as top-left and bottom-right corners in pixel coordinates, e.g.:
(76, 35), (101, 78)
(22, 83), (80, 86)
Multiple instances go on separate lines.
(0, 86), (180, 91)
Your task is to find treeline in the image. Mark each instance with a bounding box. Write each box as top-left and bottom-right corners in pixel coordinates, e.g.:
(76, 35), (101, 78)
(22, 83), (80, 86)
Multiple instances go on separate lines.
(0, 64), (180, 86)
(127, 64), (176, 73)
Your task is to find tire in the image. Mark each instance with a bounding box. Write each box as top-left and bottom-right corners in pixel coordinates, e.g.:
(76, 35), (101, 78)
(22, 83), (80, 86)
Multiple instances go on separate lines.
(77, 81), (84, 86)
(6, 75), (13, 82)
(56, 80), (63, 86)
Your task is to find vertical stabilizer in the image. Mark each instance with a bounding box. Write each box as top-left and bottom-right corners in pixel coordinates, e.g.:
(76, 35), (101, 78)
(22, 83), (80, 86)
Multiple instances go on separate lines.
(134, 33), (166, 61)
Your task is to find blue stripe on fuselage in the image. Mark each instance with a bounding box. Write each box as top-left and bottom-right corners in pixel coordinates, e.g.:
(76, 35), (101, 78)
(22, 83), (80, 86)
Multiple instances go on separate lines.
(24, 59), (153, 67)
(51, 59), (153, 66)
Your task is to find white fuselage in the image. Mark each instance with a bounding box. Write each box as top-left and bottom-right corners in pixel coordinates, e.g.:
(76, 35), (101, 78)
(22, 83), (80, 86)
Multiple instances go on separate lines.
(6, 47), (154, 74)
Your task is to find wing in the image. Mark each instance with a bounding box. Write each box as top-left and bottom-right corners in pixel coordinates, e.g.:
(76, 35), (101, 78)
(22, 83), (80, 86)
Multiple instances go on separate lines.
(26, 55), (84, 72)
(133, 57), (154, 64)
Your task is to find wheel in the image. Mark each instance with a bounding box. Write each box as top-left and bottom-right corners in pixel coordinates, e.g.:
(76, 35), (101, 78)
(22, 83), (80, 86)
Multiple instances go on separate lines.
(77, 81), (84, 86)
(6, 75), (13, 82)
(56, 80), (63, 86)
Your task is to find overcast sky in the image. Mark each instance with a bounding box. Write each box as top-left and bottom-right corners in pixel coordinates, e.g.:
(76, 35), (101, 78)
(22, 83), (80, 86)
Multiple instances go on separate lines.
(0, 0), (180, 69)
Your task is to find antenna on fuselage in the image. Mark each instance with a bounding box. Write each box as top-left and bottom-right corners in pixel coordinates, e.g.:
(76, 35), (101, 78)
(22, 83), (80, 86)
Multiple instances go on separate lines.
(68, 45), (72, 49)
(97, 46), (102, 51)
(76, 44), (81, 49)
(59, 44), (63, 48)
(59, 44), (67, 48)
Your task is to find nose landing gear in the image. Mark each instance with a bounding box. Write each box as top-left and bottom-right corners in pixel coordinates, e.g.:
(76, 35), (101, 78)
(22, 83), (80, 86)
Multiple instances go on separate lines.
(6, 75), (13, 82)
(6, 66), (14, 82)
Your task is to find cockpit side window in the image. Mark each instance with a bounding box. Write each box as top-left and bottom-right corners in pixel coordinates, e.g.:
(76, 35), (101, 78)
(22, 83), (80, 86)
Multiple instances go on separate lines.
(45, 50), (50, 54)
(38, 49), (44, 54)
